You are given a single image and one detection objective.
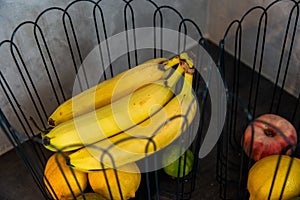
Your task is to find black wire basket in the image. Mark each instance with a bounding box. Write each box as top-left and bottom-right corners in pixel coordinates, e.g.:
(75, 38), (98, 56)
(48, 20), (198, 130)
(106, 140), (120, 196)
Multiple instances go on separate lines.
(0, 0), (215, 199)
(217, 0), (300, 199)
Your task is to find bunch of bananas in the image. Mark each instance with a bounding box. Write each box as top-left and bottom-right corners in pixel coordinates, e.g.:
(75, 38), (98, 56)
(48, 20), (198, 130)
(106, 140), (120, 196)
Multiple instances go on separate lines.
(42, 53), (198, 172)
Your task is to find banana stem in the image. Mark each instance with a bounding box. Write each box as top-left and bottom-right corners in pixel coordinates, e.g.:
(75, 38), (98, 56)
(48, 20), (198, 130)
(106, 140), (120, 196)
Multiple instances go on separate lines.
(163, 56), (180, 70)
(164, 63), (185, 88)
(179, 66), (194, 97)
(180, 60), (195, 75)
(179, 53), (194, 69)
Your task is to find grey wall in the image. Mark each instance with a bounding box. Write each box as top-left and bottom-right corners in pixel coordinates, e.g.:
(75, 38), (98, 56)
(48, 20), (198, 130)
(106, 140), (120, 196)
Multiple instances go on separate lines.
(0, 0), (208, 155)
(206, 0), (300, 97)
(1, 0), (299, 155)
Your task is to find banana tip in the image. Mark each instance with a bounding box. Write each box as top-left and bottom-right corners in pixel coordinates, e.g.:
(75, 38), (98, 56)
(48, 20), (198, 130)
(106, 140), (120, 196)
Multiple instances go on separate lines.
(42, 136), (51, 146)
(48, 118), (55, 127)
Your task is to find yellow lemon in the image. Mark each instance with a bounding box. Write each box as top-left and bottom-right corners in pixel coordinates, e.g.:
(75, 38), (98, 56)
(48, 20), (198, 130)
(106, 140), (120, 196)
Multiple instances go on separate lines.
(247, 155), (300, 200)
(88, 162), (141, 200)
(44, 153), (88, 199)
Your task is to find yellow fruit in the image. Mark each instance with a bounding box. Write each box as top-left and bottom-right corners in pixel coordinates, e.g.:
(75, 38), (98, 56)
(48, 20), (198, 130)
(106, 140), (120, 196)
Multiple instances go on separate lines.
(42, 58), (184, 152)
(67, 62), (198, 171)
(142, 57), (169, 64)
(162, 145), (194, 178)
(44, 153), (88, 199)
(48, 57), (174, 127)
(88, 162), (141, 200)
(247, 155), (300, 200)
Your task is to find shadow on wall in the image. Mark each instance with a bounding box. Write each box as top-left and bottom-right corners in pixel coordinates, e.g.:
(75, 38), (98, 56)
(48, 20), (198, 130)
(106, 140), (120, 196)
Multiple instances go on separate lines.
(207, 0), (300, 98)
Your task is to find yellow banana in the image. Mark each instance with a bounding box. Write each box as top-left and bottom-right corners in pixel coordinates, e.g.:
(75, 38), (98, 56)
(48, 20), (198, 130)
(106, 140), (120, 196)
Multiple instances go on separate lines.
(141, 57), (168, 64)
(42, 62), (185, 152)
(48, 57), (176, 127)
(67, 63), (198, 172)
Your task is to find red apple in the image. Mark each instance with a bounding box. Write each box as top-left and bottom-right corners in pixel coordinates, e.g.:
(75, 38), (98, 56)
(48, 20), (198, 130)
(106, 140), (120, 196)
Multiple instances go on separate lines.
(242, 114), (297, 161)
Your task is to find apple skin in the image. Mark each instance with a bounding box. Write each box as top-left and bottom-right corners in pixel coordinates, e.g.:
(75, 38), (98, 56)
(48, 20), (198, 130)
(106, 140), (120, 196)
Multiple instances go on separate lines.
(242, 114), (297, 161)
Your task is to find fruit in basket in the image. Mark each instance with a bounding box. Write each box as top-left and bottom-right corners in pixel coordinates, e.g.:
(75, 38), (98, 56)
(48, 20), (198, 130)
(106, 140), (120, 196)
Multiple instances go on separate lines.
(247, 155), (300, 200)
(67, 64), (197, 171)
(162, 145), (194, 178)
(88, 162), (141, 200)
(42, 57), (185, 152)
(76, 193), (104, 200)
(242, 114), (297, 161)
(48, 57), (175, 127)
(43, 153), (88, 200)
